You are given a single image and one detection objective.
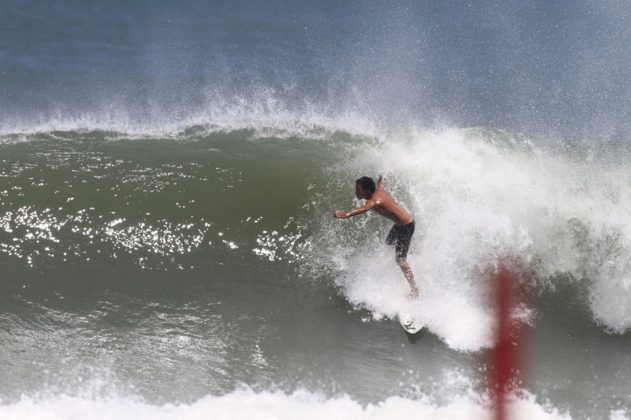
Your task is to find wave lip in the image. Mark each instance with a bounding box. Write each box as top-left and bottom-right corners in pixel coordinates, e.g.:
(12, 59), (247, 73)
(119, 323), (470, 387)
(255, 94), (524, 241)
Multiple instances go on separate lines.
(0, 96), (382, 143)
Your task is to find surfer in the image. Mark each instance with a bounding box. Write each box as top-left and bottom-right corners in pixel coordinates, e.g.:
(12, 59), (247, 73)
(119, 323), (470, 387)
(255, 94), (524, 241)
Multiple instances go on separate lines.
(334, 176), (419, 299)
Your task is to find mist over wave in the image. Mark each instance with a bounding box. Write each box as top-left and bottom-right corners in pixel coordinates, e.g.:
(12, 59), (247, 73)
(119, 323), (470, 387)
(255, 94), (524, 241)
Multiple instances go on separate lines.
(5, 0), (631, 139)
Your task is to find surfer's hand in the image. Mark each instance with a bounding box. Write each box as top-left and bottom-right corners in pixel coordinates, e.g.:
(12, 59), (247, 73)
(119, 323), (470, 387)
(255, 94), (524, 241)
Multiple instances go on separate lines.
(334, 210), (346, 219)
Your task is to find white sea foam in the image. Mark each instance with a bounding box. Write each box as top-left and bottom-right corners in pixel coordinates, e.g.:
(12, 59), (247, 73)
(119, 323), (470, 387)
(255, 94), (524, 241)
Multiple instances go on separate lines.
(320, 127), (631, 351)
(0, 388), (572, 420)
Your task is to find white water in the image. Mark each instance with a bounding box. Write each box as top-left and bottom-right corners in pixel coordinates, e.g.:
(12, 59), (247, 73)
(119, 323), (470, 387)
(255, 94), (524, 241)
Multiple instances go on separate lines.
(0, 387), (578, 420)
(320, 127), (631, 351)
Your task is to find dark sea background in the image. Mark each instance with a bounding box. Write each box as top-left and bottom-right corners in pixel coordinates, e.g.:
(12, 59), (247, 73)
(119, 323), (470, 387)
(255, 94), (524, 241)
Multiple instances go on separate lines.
(1, 1), (631, 419)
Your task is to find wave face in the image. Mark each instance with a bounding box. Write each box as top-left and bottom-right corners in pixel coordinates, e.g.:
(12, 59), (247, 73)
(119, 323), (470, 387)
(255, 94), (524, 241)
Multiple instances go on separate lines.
(0, 127), (333, 270)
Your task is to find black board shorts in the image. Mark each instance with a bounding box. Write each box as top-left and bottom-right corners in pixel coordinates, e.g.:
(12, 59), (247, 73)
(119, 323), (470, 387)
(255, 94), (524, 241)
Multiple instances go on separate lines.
(385, 220), (415, 262)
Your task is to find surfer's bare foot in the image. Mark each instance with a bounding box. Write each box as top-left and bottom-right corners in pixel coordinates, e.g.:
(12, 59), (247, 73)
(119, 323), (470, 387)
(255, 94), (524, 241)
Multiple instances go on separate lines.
(408, 287), (419, 300)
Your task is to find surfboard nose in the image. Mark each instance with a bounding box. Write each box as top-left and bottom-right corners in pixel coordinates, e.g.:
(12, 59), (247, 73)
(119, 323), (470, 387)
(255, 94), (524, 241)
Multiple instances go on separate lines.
(399, 313), (423, 334)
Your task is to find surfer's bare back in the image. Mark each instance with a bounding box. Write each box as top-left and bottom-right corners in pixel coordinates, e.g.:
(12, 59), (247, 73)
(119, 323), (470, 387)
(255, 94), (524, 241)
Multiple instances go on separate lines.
(334, 176), (419, 299)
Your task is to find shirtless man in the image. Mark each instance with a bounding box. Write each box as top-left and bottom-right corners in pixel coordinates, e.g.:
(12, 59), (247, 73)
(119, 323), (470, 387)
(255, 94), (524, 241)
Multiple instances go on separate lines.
(334, 175), (419, 298)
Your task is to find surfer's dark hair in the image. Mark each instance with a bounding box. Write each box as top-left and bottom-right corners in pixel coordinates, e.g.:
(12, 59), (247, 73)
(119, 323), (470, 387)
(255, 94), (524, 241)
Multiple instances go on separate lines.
(356, 176), (376, 194)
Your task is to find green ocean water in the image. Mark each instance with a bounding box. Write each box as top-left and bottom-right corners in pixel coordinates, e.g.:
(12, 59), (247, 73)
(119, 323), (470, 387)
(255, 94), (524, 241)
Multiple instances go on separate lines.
(1, 127), (631, 420)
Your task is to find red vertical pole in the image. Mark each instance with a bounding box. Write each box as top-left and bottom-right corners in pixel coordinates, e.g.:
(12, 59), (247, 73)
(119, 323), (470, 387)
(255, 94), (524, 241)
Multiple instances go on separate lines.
(490, 265), (528, 420)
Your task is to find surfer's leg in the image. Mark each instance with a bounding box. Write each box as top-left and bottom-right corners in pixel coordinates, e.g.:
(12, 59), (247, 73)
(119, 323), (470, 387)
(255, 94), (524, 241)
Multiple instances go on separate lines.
(398, 259), (419, 299)
(395, 222), (418, 298)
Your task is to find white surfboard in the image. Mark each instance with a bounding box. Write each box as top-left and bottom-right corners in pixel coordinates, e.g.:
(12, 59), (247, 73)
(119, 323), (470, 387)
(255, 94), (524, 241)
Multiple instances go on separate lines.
(398, 312), (424, 334)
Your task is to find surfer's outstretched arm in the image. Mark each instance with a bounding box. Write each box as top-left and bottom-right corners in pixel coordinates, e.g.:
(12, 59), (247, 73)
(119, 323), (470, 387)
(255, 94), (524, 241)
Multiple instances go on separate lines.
(376, 174), (384, 191)
(334, 200), (375, 219)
